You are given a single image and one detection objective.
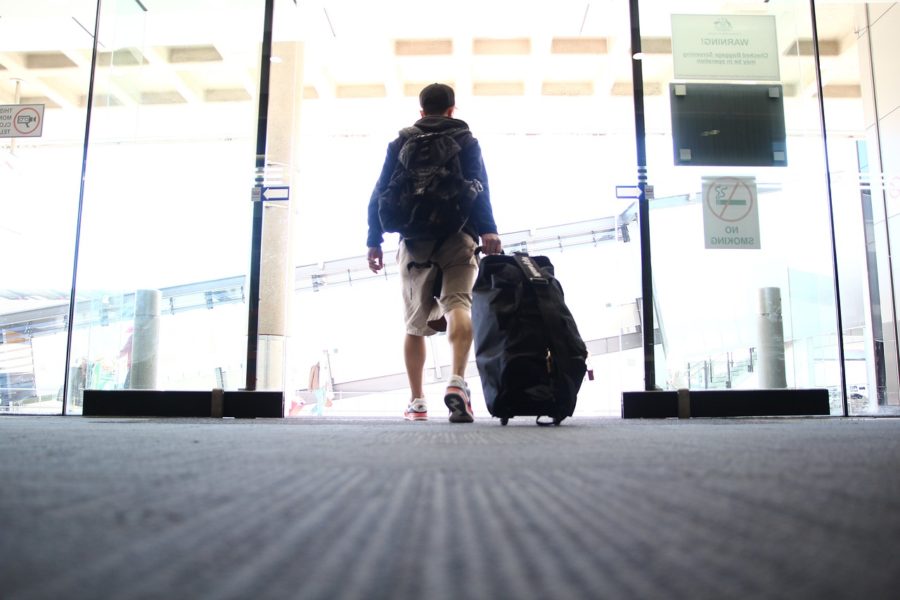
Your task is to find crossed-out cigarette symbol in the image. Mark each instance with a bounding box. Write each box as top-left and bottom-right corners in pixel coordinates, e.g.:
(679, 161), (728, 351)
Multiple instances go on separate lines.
(706, 177), (754, 222)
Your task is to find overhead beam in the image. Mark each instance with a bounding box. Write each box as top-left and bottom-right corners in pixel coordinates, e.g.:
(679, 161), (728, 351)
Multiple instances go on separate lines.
(211, 41), (258, 99)
(0, 52), (81, 109)
(451, 34), (473, 102)
(527, 35), (552, 97)
(60, 48), (138, 107)
(141, 45), (203, 104)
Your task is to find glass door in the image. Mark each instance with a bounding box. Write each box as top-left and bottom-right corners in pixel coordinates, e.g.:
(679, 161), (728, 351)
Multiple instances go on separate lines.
(814, 1), (900, 415)
(270, 0), (642, 417)
(0, 0), (98, 414)
(63, 0), (266, 412)
(633, 0), (845, 412)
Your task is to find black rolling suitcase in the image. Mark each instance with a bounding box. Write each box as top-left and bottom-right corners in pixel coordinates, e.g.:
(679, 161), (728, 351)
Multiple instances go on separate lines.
(472, 252), (588, 425)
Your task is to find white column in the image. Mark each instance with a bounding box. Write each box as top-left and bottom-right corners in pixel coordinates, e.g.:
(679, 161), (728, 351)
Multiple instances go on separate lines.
(758, 287), (787, 388)
(256, 40), (304, 390)
(131, 289), (160, 389)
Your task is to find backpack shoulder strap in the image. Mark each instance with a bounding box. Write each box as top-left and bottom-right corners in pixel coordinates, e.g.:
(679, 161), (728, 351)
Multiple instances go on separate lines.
(444, 126), (471, 143)
(394, 127), (424, 168)
(399, 126), (423, 139)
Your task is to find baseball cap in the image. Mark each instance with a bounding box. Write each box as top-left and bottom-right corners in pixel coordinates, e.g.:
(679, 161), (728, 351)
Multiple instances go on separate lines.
(419, 83), (455, 114)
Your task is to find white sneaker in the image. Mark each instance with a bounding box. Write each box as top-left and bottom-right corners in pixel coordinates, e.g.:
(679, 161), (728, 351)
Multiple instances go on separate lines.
(444, 377), (474, 423)
(404, 398), (428, 421)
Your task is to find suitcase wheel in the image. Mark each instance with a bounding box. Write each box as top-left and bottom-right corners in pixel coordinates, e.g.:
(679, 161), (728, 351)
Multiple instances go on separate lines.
(500, 417), (509, 426)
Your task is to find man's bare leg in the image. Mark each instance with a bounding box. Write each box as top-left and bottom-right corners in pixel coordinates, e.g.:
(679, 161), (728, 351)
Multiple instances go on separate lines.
(444, 307), (474, 422)
(404, 333), (426, 399)
(446, 308), (473, 378)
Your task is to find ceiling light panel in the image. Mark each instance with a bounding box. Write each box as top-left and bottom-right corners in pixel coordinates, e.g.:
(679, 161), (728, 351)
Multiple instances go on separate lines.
(473, 38), (532, 55)
(551, 37), (608, 54)
(394, 40), (453, 56)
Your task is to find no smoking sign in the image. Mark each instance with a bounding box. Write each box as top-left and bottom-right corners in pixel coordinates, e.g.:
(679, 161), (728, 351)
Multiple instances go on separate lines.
(702, 176), (760, 249)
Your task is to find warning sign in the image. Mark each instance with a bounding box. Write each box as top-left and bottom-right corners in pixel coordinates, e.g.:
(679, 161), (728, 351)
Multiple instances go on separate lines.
(0, 104), (45, 138)
(702, 176), (760, 249)
(672, 14), (780, 81)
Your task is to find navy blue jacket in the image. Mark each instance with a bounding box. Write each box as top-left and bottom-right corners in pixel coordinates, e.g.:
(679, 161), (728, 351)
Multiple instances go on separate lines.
(366, 115), (498, 248)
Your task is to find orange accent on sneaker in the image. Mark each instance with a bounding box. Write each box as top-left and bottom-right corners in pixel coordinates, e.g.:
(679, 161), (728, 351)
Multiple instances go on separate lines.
(404, 404), (428, 421)
(444, 385), (474, 423)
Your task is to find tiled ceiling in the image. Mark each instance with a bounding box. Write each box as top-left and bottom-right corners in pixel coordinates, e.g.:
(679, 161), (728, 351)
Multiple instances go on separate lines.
(0, 1), (868, 111)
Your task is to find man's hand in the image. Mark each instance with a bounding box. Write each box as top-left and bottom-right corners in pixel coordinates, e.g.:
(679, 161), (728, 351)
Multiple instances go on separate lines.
(480, 233), (502, 255)
(367, 246), (384, 273)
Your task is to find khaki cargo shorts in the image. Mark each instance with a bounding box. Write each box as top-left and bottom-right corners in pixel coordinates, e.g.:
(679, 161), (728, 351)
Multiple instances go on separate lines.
(397, 232), (479, 336)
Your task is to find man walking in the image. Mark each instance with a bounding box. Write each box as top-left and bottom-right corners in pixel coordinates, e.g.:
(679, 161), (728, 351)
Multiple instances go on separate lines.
(366, 83), (502, 422)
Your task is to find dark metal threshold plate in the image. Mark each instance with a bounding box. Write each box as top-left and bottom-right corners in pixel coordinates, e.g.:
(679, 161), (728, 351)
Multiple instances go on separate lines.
(621, 388), (830, 419)
(83, 389), (284, 418)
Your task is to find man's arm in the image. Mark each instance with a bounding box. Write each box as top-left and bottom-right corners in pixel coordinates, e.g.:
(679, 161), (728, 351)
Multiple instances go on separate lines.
(461, 137), (501, 255)
(366, 140), (402, 250)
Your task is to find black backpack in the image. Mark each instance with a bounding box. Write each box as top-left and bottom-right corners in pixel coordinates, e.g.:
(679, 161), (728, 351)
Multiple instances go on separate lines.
(378, 126), (483, 240)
